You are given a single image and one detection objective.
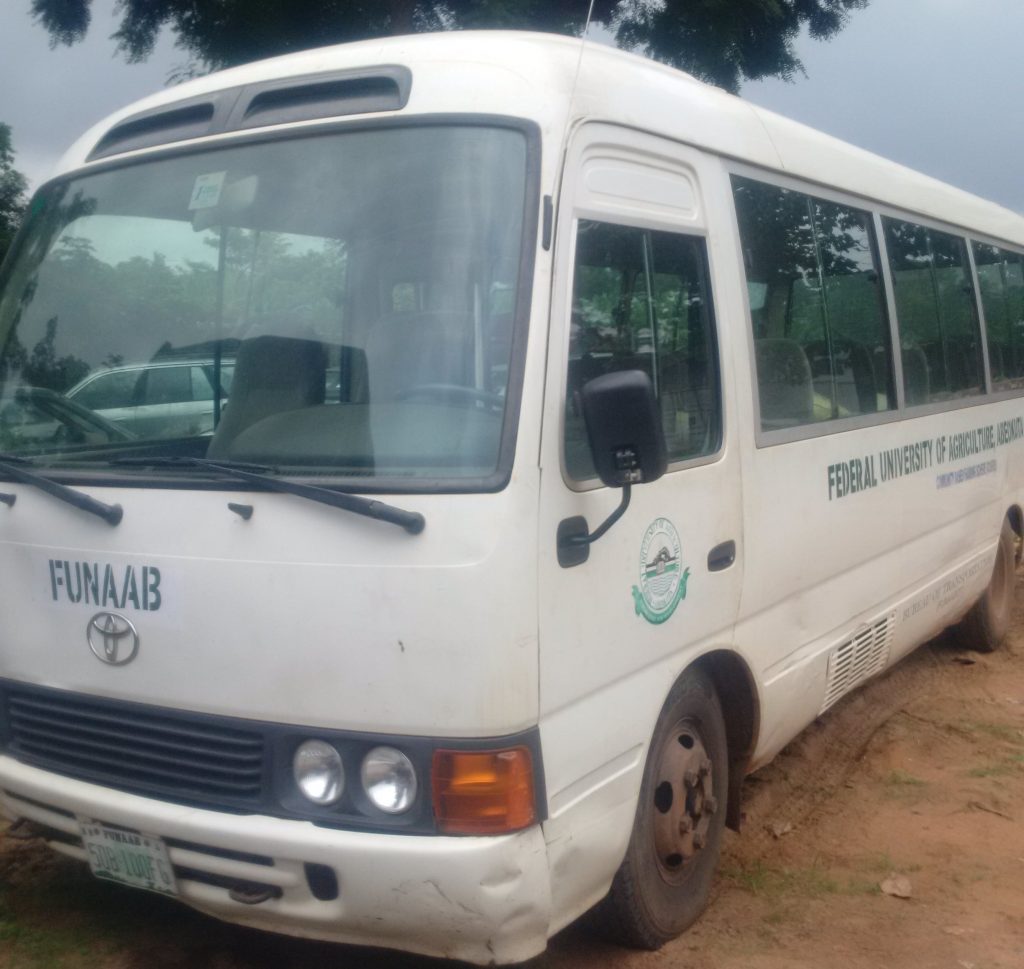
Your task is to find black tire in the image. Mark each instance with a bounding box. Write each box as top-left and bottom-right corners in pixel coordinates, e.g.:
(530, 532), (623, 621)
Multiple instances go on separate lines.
(598, 668), (728, 950)
(954, 518), (1017, 653)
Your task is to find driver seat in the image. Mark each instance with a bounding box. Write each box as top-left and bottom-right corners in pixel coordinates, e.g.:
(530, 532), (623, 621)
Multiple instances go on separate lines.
(207, 335), (326, 458)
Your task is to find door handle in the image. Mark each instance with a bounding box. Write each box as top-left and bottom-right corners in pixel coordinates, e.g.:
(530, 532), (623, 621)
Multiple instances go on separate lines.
(707, 540), (736, 572)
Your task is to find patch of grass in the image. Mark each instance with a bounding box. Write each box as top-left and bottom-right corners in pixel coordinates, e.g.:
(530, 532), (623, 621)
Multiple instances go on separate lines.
(721, 859), (775, 894)
(857, 851), (896, 874)
(0, 891), (111, 969)
(0, 856), (214, 969)
(884, 769), (927, 787)
(844, 878), (883, 896)
(762, 907), (790, 926)
(780, 864), (841, 897)
(723, 859), (877, 901)
(968, 752), (1024, 779)
(855, 852), (922, 876)
(881, 769), (929, 800)
(959, 721), (1024, 745)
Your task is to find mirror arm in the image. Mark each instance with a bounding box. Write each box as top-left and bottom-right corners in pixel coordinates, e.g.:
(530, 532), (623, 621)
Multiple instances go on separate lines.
(566, 483), (631, 547)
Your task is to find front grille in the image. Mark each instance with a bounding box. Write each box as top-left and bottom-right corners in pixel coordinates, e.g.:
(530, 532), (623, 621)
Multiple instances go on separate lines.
(0, 684), (266, 811)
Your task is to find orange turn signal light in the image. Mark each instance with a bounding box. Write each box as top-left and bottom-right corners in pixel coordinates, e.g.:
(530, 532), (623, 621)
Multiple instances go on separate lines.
(432, 746), (537, 835)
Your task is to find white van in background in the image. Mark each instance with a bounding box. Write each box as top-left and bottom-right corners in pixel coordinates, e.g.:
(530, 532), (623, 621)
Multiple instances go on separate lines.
(0, 31), (1020, 964)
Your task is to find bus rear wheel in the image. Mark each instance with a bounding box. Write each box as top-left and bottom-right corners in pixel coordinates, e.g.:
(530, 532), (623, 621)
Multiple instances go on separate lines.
(599, 668), (728, 950)
(955, 518), (1017, 653)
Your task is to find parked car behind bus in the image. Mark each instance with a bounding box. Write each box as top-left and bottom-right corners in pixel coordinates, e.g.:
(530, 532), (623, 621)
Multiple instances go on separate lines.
(67, 360), (233, 439)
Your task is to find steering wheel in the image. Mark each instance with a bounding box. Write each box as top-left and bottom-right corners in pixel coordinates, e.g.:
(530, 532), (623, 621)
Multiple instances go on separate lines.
(395, 384), (505, 410)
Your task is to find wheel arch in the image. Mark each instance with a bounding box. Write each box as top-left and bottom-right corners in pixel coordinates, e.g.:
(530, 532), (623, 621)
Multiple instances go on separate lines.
(690, 649), (760, 832)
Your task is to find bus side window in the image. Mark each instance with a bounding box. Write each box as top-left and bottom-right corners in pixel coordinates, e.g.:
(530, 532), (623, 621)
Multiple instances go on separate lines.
(884, 219), (985, 403)
(732, 175), (895, 429)
(564, 219), (720, 480)
(972, 241), (1024, 392)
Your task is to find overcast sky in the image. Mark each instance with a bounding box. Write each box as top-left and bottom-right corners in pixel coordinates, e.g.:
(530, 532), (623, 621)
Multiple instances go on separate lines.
(2, 1), (1023, 212)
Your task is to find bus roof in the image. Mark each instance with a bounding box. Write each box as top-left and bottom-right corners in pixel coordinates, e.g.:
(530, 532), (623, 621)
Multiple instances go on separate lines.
(55, 30), (1024, 249)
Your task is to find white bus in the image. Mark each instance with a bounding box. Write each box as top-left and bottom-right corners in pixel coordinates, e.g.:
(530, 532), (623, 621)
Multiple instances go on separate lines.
(0, 31), (1021, 964)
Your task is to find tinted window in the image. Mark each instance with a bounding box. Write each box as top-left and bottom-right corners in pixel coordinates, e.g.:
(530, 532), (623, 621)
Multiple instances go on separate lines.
(143, 366), (192, 405)
(884, 219), (984, 403)
(191, 366), (216, 402)
(972, 242), (1024, 391)
(732, 176), (894, 430)
(71, 369), (139, 410)
(565, 220), (719, 480)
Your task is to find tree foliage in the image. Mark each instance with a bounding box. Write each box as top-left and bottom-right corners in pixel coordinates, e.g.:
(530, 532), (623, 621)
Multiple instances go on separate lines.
(2, 202), (348, 397)
(0, 124), (29, 267)
(30, 0), (868, 92)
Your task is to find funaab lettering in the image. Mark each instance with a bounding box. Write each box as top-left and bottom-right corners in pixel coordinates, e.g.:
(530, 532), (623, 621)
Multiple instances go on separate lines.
(49, 560), (161, 612)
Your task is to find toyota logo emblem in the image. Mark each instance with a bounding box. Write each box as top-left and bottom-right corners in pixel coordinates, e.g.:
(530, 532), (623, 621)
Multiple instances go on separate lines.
(87, 613), (140, 666)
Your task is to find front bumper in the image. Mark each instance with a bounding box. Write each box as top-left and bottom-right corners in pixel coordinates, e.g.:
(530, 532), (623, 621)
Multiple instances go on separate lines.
(0, 756), (552, 964)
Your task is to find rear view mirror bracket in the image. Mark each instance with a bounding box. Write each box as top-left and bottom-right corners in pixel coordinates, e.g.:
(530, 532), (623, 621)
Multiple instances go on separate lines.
(557, 484), (632, 568)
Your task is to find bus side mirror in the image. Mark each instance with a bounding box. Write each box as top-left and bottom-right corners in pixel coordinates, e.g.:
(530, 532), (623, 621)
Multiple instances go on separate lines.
(558, 370), (667, 568)
(582, 370), (667, 488)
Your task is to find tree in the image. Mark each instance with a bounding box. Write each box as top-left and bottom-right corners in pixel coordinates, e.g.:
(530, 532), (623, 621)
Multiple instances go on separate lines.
(0, 123), (29, 267)
(30, 0), (868, 92)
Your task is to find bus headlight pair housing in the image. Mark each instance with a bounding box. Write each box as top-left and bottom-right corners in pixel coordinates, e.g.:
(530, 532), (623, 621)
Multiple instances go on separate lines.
(292, 740), (416, 813)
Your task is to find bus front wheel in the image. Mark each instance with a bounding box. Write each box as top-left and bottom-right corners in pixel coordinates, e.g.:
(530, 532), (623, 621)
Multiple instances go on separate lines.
(955, 518), (1017, 653)
(599, 668), (728, 949)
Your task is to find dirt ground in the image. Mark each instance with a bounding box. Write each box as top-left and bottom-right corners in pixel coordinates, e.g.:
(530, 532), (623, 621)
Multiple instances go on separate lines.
(1, 590), (1023, 969)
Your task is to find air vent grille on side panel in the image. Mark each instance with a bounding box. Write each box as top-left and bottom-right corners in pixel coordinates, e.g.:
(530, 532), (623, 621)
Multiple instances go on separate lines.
(821, 613), (895, 713)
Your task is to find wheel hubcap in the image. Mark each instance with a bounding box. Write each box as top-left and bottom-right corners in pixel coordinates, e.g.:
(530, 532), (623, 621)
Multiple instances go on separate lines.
(651, 719), (715, 881)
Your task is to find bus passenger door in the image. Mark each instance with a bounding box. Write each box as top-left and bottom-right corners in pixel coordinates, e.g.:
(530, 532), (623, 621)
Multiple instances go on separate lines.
(536, 125), (745, 911)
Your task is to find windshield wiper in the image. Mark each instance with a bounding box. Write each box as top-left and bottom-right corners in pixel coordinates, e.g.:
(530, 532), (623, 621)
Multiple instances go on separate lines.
(112, 456), (275, 473)
(0, 454), (123, 526)
(111, 456), (425, 535)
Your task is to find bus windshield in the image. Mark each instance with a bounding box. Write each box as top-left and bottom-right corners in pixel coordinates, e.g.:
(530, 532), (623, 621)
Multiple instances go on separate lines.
(0, 124), (529, 486)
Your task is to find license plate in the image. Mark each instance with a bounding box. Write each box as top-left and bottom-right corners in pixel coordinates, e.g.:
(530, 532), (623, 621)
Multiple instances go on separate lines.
(78, 818), (177, 896)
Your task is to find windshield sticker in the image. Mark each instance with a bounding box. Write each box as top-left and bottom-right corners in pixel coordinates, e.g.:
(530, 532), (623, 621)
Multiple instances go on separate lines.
(632, 518), (690, 625)
(188, 172), (227, 211)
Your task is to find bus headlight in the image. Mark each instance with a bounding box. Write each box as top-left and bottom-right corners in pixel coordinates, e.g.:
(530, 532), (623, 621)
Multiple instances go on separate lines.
(361, 746), (417, 813)
(293, 740), (345, 805)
